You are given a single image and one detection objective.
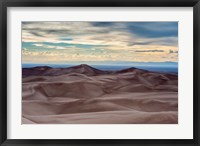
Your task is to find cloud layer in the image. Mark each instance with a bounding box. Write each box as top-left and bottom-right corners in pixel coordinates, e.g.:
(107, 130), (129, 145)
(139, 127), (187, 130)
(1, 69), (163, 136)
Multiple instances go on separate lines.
(22, 22), (178, 64)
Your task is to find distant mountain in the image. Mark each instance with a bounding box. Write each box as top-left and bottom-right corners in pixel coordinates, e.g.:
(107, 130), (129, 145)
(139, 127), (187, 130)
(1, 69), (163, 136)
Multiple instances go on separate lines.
(23, 66), (52, 77)
(115, 67), (149, 74)
(22, 64), (109, 77)
(22, 64), (177, 78)
(59, 64), (109, 76)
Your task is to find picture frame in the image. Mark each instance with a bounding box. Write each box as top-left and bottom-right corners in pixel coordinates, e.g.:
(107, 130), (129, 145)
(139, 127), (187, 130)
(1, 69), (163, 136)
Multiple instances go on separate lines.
(0, 0), (199, 145)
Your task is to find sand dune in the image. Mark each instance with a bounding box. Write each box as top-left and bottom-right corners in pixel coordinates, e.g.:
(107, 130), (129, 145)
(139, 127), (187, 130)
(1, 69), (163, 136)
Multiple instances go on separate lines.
(23, 111), (178, 124)
(22, 65), (178, 124)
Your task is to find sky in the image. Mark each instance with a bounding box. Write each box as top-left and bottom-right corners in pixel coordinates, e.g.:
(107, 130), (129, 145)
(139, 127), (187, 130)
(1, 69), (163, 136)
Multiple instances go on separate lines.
(22, 22), (178, 65)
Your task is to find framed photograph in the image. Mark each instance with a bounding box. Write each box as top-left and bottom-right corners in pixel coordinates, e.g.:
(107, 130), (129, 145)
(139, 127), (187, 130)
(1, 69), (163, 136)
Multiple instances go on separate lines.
(0, 0), (199, 145)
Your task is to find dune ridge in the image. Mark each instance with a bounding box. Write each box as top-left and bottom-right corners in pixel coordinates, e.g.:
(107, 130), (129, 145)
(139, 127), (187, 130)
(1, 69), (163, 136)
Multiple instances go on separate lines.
(22, 64), (178, 124)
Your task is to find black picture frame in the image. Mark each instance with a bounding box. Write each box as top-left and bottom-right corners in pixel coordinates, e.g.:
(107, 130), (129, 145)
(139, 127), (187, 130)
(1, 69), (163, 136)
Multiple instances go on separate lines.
(0, 0), (199, 145)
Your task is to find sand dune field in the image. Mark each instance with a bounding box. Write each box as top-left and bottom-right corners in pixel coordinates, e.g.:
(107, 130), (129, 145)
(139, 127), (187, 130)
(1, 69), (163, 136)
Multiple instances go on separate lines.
(22, 64), (178, 124)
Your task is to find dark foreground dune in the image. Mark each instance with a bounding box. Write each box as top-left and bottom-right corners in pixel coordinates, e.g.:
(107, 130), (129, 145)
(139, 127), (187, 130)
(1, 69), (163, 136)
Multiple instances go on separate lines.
(22, 64), (178, 124)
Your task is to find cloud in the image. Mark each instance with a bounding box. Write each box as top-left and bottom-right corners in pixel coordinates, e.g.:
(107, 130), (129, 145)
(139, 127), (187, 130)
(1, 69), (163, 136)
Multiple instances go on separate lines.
(59, 37), (73, 41)
(22, 22), (178, 63)
(169, 49), (178, 54)
(33, 44), (43, 47)
(30, 32), (44, 37)
(135, 50), (164, 53)
(128, 37), (178, 47)
(91, 22), (114, 27)
(22, 22), (178, 47)
(126, 22), (178, 38)
(22, 22), (109, 36)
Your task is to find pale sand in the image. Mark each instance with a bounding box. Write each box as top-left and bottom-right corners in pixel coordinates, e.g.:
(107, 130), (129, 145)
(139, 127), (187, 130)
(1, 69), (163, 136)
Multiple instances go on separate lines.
(22, 65), (178, 124)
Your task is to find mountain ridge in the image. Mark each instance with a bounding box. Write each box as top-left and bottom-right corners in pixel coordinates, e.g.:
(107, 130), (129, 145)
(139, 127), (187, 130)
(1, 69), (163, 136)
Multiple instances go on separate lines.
(22, 64), (176, 78)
